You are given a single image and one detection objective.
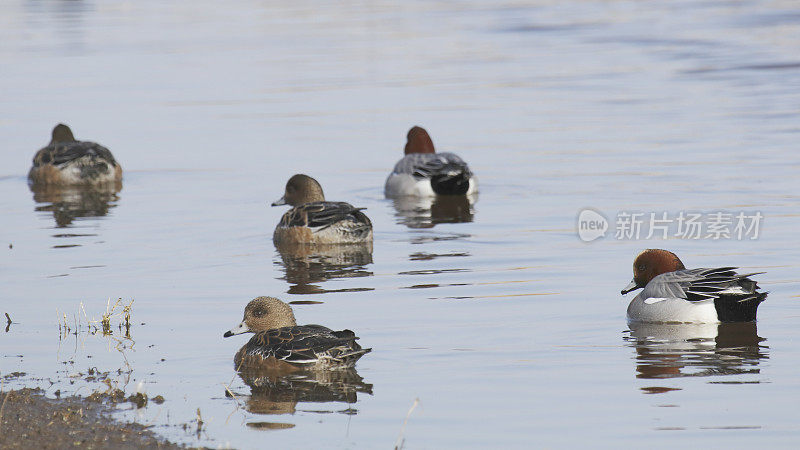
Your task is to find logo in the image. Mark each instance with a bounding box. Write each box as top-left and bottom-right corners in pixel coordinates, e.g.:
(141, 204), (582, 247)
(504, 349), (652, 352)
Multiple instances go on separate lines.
(577, 208), (608, 242)
(575, 209), (763, 241)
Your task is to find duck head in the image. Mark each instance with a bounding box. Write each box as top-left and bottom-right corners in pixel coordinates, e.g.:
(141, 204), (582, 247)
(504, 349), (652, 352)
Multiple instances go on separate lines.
(271, 174), (325, 206)
(50, 123), (76, 144)
(621, 249), (686, 294)
(223, 296), (298, 337)
(404, 126), (435, 155)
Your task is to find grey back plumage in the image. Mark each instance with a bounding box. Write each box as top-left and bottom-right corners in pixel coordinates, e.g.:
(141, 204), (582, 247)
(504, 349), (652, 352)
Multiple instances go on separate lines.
(391, 152), (471, 178)
(391, 152), (473, 195)
(643, 267), (765, 303)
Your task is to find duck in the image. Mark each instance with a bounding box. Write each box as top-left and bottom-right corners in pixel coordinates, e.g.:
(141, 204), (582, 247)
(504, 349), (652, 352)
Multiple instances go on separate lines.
(622, 249), (767, 323)
(271, 174), (373, 245)
(223, 296), (371, 370)
(28, 124), (122, 187)
(384, 126), (477, 197)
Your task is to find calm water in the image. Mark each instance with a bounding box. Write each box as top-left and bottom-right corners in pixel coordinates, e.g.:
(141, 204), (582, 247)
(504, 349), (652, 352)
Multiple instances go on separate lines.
(2, 0), (800, 447)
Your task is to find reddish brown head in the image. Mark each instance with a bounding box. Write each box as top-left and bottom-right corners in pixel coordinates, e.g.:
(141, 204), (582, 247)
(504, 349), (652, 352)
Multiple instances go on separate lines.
(621, 249), (686, 294)
(404, 126), (435, 155)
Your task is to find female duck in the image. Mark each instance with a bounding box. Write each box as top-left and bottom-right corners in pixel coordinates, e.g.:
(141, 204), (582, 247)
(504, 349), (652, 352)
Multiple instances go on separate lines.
(271, 174), (373, 245)
(223, 296), (371, 370)
(29, 124), (122, 186)
(622, 249), (767, 323)
(384, 126), (477, 197)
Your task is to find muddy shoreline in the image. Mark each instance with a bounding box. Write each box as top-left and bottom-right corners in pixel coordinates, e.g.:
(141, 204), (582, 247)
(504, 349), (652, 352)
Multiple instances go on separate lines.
(0, 388), (183, 449)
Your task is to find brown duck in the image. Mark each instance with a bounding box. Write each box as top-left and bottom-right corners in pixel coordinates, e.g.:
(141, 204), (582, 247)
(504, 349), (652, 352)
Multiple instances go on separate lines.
(29, 124), (122, 187)
(223, 297), (371, 370)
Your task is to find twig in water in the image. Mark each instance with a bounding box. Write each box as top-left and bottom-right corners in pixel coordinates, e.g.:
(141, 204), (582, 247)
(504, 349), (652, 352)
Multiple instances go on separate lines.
(394, 397), (420, 450)
(196, 407), (204, 437)
(222, 382), (243, 425)
(222, 383), (239, 403)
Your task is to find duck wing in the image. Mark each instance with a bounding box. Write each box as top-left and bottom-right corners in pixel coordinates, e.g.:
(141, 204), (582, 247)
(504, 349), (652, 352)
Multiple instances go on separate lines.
(33, 142), (117, 167)
(280, 201), (372, 232)
(391, 153), (469, 177)
(391, 153), (472, 195)
(242, 325), (367, 364)
(644, 267), (765, 303)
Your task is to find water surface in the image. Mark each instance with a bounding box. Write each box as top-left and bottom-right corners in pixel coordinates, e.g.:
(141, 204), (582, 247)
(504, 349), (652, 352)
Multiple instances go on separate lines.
(2, 0), (800, 447)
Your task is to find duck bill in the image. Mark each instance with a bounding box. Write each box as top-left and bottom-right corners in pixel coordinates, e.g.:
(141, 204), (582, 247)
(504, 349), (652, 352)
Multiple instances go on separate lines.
(223, 321), (250, 338)
(621, 280), (640, 295)
(271, 196), (286, 207)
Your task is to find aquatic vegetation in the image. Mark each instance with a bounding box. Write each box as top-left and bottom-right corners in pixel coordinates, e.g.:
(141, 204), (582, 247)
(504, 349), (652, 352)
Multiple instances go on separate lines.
(57, 297), (134, 339)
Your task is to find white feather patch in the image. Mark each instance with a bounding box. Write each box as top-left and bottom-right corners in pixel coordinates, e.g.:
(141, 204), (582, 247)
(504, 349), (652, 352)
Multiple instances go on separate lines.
(643, 297), (668, 305)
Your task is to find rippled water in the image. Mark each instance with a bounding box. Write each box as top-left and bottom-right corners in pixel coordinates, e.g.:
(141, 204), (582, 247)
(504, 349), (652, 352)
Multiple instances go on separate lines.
(2, 0), (800, 447)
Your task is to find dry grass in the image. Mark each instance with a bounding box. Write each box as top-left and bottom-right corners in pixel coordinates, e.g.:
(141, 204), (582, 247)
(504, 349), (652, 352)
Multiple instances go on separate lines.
(56, 298), (136, 374)
(394, 397), (420, 450)
(57, 298), (134, 339)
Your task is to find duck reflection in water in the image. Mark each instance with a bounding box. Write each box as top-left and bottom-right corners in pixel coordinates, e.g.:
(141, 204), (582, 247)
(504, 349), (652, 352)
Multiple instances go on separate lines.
(625, 322), (767, 391)
(274, 242), (374, 295)
(31, 184), (121, 228)
(232, 367), (373, 422)
(390, 194), (475, 229)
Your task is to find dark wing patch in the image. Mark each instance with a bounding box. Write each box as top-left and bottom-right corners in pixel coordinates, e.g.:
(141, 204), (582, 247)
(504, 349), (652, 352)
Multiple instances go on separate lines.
(674, 267), (765, 303)
(241, 325), (362, 363)
(33, 142), (117, 168)
(409, 154), (472, 180)
(404, 153), (472, 195)
(280, 201), (372, 233)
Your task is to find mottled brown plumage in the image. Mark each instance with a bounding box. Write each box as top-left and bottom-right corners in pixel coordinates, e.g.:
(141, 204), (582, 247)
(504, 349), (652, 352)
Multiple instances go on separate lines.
(224, 297), (371, 370)
(271, 175), (373, 245)
(28, 124), (122, 187)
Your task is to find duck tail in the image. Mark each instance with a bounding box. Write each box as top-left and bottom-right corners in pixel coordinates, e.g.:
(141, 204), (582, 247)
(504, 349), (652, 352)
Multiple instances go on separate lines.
(338, 347), (372, 367)
(430, 162), (471, 195)
(327, 330), (371, 367)
(714, 291), (767, 322)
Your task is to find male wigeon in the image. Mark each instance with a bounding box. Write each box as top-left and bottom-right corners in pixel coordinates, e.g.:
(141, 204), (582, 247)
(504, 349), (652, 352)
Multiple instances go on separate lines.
(271, 174), (373, 245)
(622, 249), (767, 323)
(223, 296), (371, 370)
(384, 126), (477, 197)
(28, 124), (122, 187)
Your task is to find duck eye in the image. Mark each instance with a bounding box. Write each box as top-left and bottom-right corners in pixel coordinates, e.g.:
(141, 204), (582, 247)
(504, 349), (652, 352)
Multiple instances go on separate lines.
(253, 308), (267, 317)
(637, 264), (646, 271)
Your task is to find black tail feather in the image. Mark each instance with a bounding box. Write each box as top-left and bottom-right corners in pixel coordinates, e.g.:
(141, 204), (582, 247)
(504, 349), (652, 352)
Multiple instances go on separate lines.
(430, 163), (471, 195)
(714, 292), (767, 322)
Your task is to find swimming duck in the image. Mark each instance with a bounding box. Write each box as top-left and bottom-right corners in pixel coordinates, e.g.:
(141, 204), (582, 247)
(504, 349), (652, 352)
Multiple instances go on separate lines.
(28, 124), (122, 187)
(271, 174), (373, 245)
(384, 126), (477, 197)
(223, 296), (371, 370)
(622, 249), (767, 323)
